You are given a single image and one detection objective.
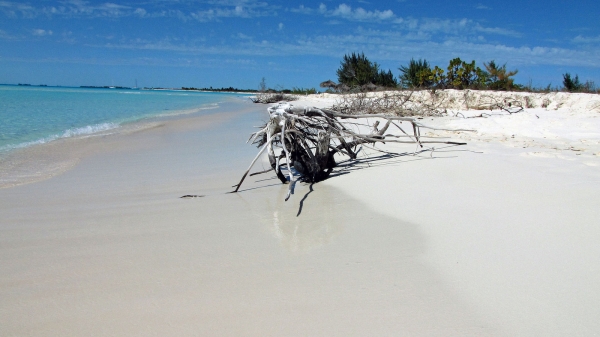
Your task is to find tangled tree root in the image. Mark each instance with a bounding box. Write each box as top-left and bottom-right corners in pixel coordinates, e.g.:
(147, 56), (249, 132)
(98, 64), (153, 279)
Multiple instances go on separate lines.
(232, 102), (472, 200)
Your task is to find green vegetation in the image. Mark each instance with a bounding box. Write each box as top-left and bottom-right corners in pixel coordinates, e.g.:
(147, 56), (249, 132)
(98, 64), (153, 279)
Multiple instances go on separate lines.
(336, 52), (398, 88)
(181, 86), (256, 92)
(355, 55), (519, 91)
(331, 52), (598, 94)
(289, 87), (318, 95)
(398, 57), (517, 90)
(180, 84), (315, 95)
(399, 58), (434, 88)
(249, 78), (316, 103)
(395, 58), (435, 89)
(336, 52), (377, 87)
(375, 69), (398, 88)
(444, 58), (488, 89)
(562, 73), (582, 92)
(484, 61), (519, 90)
(561, 73), (598, 93)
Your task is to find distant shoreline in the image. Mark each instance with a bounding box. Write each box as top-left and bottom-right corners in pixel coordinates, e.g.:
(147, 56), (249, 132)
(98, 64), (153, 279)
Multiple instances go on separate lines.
(1, 83), (260, 94)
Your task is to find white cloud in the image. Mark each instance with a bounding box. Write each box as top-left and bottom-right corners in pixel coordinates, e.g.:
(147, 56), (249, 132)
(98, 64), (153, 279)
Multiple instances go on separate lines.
(190, 5), (269, 21)
(474, 24), (521, 38)
(0, 0), (138, 18)
(5, 1), (265, 22)
(41, 1), (132, 18)
(134, 8), (147, 17)
(97, 3), (130, 16)
(573, 35), (600, 44)
(318, 4), (327, 14)
(235, 33), (252, 40)
(289, 3), (521, 40)
(336, 4), (393, 21)
(0, 1), (158, 19)
(163, 10), (189, 22)
(0, 1), (36, 17)
(290, 3), (396, 22)
(278, 22), (284, 30)
(0, 29), (17, 39)
(404, 18), (521, 38)
(288, 5), (312, 15)
(32, 29), (52, 36)
(96, 27), (599, 69)
(317, 3), (397, 22)
(60, 30), (76, 43)
(224, 58), (256, 65)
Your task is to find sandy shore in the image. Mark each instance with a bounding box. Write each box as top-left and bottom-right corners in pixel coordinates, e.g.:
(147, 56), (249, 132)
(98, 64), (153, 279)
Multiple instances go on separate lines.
(1, 92), (599, 336)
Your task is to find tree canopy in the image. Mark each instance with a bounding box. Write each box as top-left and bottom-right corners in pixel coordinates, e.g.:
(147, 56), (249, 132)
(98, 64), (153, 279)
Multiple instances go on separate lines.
(337, 52), (397, 88)
(399, 58), (432, 88)
(562, 73), (582, 92)
(484, 61), (519, 90)
(330, 52), (597, 94)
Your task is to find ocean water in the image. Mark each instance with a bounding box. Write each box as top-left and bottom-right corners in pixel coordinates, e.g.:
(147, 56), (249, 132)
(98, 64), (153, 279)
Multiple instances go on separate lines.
(0, 85), (248, 156)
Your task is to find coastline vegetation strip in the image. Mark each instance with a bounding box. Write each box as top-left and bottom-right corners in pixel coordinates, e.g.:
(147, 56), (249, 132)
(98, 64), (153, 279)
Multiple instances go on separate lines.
(320, 52), (599, 94)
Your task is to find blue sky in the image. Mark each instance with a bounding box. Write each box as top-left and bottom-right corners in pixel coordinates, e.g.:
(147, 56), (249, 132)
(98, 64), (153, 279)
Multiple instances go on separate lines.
(1, 0), (599, 89)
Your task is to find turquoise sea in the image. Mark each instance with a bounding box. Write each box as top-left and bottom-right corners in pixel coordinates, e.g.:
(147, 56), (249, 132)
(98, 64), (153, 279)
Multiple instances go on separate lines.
(0, 85), (249, 157)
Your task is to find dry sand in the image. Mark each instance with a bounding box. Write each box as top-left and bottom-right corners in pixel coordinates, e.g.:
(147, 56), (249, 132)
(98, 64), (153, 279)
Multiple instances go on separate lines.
(1, 91), (599, 336)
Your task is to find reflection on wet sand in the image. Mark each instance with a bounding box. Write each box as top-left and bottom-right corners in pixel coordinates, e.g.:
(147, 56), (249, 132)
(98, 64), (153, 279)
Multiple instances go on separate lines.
(269, 184), (344, 253)
(236, 179), (344, 253)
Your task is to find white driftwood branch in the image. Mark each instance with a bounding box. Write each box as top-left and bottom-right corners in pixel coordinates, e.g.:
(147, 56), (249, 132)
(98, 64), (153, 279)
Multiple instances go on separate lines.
(233, 102), (472, 199)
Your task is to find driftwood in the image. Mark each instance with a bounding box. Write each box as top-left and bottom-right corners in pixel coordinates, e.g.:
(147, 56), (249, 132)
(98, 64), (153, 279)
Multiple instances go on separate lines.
(332, 91), (448, 116)
(232, 102), (472, 200)
(461, 90), (524, 114)
(251, 92), (298, 104)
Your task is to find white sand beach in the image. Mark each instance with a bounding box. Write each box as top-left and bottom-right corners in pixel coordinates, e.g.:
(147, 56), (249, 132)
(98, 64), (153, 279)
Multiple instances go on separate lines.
(1, 91), (600, 336)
